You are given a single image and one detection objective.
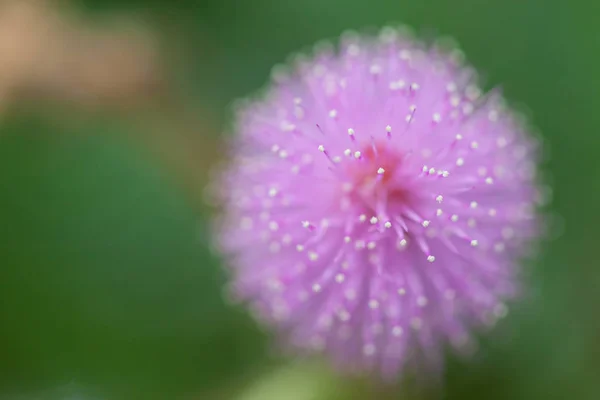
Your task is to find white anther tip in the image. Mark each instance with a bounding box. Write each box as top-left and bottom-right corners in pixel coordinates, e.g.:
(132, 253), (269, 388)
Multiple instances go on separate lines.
(369, 65), (382, 75)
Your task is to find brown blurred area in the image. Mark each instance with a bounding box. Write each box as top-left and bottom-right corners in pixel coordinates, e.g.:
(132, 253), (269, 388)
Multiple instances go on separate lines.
(0, 0), (220, 205)
(0, 0), (162, 110)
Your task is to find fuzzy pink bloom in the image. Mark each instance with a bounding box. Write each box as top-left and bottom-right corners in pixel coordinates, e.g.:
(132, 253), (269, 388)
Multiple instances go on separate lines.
(214, 27), (541, 379)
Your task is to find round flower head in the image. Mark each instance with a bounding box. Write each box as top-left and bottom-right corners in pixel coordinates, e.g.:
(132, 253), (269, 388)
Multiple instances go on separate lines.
(214, 27), (541, 380)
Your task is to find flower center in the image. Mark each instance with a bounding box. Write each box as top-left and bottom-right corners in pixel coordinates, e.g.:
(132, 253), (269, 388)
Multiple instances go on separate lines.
(346, 141), (410, 206)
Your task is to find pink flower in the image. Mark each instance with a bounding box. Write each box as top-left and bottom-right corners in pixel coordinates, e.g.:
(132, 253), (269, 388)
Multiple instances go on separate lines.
(214, 27), (541, 380)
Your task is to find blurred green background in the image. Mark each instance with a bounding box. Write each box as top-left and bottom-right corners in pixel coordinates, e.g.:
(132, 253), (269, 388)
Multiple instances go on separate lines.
(0, 0), (598, 398)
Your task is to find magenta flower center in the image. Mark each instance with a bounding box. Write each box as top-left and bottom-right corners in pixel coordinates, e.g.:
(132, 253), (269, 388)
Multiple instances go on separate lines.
(346, 141), (410, 210)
